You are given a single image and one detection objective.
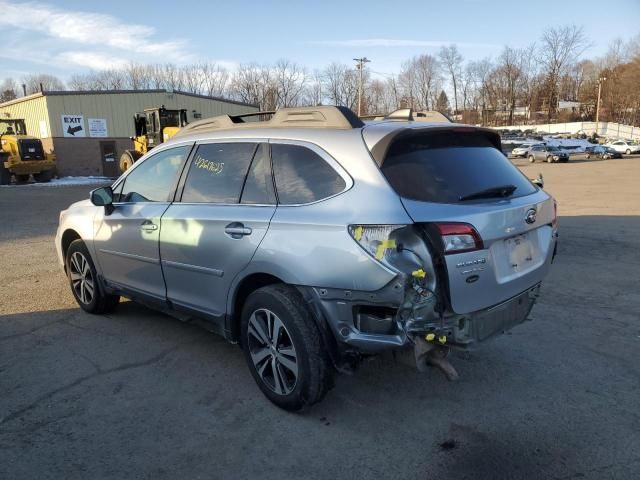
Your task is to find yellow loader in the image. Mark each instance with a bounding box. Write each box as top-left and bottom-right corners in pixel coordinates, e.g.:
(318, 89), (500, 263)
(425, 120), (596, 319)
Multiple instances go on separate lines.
(0, 119), (56, 185)
(119, 106), (188, 173)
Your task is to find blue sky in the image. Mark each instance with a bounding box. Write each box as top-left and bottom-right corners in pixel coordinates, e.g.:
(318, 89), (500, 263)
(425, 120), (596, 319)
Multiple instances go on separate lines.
(1, 0), (638, 80)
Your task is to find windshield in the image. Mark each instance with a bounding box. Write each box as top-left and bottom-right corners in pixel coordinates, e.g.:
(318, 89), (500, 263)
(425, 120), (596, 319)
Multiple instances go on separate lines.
(159, 110), (181, 127)
(380, 130), (537, 204)
(0, 120), (27, 136)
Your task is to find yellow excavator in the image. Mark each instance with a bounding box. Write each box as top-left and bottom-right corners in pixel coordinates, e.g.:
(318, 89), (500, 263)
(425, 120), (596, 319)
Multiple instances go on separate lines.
(0, 118), (56, 185)
(119, 106), (188, 173)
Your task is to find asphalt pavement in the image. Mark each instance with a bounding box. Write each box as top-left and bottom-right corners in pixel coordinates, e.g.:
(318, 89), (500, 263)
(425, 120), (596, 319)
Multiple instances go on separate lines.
(1, 157), (639, 479)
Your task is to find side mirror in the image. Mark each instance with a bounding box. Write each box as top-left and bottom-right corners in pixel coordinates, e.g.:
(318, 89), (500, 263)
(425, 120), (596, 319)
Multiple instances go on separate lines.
(90, 186), (115, 214)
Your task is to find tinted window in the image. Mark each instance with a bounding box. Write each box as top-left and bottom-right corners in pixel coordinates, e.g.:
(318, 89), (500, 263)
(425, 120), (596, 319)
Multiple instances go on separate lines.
(181, 143), (256, 203)
(241, 144), (276, 204)
(380, 131), (536, 204)
(119, 146), (189, 202)
(272, 144), (346, 204)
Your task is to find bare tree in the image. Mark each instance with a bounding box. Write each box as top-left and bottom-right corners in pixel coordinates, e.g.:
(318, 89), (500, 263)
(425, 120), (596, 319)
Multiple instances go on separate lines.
(21, 73), (65, 94)
(322, 63), (358, 109)
(538, 25), (588, 120)
(0, 78), (19, 102)
(201, 62), (230, 97)
(439, 45), (463, 114)
(273, 59), (307, 107)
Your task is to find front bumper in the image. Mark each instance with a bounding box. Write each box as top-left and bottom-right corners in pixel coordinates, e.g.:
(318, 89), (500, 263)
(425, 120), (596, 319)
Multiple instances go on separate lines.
(307, 282), (541, 353)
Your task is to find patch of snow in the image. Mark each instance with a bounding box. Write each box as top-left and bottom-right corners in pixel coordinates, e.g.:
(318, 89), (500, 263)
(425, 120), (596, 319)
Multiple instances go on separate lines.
(0, 176), (113, 188)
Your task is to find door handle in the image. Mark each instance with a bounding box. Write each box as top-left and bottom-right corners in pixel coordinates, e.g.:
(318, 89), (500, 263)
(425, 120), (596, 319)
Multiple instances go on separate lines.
(140, 221), (158, 232)
(225, 222), (252, 238)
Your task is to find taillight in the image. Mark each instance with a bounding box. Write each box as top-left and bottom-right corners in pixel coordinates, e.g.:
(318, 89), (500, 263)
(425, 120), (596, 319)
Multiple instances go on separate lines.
(435, 223), (484, 254)
(552, 200), (558, 229)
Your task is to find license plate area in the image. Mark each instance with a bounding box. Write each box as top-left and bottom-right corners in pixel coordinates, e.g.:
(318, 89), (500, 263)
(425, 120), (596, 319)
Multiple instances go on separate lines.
(505, 233), (536, 272)
(491, 230), (544, 283)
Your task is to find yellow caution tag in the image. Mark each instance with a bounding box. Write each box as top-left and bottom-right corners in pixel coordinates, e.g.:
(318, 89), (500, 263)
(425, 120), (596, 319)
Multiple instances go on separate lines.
(353, 226), (363, 241)
(438, 336), (447, 344)
(375, 239), (396, 260)
(412, 269), (426, 279)
(425, 333), (436, 341)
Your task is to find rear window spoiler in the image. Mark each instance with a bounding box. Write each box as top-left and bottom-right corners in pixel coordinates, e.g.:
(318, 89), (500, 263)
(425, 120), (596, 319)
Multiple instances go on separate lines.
(364, 125), (502, 166)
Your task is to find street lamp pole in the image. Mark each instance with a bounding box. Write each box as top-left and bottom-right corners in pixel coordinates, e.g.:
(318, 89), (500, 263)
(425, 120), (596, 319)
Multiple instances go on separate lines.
(353, 57), (371, 117)
(595, 76), (606, 136)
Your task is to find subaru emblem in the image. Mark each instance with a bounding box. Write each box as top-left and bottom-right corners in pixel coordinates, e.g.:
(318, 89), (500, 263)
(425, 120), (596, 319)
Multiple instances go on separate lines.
(525, 208), (537, 224)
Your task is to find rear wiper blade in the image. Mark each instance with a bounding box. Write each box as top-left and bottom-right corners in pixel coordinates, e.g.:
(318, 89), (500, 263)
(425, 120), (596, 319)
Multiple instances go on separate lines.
(459, 184), (517, 201)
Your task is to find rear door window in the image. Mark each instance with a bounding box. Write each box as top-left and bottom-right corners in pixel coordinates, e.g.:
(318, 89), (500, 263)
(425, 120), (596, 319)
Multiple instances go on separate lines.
(380, 131), (536, 204)
(271, 144), (346, 204)
(181, 142), (257, 203)
(240, 143), (276, 205)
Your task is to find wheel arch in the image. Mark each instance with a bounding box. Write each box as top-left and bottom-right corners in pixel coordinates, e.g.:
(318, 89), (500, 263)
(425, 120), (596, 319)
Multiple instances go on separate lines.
(225, 272), (338, 361)
(61, 229), (82, 266)
(227, 272), (284, 342)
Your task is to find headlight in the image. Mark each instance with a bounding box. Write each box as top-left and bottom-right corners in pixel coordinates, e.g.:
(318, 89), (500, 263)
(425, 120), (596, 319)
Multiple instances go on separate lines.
(348, 225), (407, 269)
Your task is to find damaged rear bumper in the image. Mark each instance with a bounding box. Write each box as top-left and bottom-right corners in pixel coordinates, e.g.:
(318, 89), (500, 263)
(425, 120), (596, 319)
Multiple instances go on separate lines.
(305, 282), (541, 354)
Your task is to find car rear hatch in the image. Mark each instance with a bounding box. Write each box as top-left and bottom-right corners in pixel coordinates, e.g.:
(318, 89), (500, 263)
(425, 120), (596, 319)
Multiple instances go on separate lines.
(364, 124), (557, 314)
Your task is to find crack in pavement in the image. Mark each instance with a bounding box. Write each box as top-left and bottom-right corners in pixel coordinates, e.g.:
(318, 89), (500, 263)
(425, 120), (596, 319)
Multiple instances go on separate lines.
(0, 317), (70, 341)
(0, 339), (198, 428)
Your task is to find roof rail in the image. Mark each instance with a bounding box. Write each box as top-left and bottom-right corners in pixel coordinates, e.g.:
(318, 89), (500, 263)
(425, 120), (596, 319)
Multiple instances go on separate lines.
(383, 108), (452, 123)
(174, 105), (364, 137)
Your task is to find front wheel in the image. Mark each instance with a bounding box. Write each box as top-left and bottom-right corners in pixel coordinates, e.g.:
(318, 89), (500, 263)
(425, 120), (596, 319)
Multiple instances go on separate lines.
(119, 151), (139, 174)
(66, 239), (119, 314)
(528, 155), (535, 163)
(626, 149), (631, 155)
(241, 284), (333, 411)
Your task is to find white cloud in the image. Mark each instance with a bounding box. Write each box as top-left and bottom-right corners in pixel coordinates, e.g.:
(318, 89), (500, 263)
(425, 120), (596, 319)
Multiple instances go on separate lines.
(0, 0), (195, 69)
(313, 38), (498, 49)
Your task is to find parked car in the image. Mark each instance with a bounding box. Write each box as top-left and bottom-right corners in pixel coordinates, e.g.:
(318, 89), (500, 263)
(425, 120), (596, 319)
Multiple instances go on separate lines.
(528, 145), (570, 163)
(512, 143), (542, 157)
(605, 140), (640, 155)
(56, 106), (558, 411)
(585, 146), (622, 159)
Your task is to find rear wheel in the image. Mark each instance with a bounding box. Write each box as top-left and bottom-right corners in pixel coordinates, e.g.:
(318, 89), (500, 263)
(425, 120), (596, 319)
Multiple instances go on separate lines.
(33, 170), (53, 182)
(546, 156), (554, 163)
(241, 284), (333, 411)
(66, 239), (119, 314)
(15, 174), (30, 183)
(528, 155), (535, 163)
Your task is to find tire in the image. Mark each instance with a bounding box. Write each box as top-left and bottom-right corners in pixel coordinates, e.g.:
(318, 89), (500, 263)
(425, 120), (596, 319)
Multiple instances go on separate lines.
(66, 239), (119, 314)
(546, 156), (553, 163)
(0, 158), (10, 186)
(33, 170), (53, 182)
(240, 284), (333, 411)
(119, 151), (135, 174)
(626, 149), (631, 155)
(528, 155), (535, 163)
(15, 174), (30, 183)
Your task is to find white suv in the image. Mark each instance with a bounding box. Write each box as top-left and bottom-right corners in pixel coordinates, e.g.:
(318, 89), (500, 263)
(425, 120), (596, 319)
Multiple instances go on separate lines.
(605, 140), (640, 155)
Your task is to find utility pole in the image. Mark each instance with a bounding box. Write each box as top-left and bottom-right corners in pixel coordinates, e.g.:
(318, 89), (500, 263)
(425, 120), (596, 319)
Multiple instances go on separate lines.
(353, 57), (371, 117)
(595, 76), (607, 136)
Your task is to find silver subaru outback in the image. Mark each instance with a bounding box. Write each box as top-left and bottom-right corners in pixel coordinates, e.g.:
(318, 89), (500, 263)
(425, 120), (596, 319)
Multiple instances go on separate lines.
(55, 106), (558, 410)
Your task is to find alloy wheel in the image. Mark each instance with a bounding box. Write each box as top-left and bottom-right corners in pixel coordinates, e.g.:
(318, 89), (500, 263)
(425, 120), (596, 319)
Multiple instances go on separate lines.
(69, 252), (95, 305)
(247, 308), (298, 395)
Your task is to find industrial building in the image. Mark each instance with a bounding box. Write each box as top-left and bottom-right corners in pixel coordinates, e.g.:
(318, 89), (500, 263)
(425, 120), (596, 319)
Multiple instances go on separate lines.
(0, 90), (258, 176)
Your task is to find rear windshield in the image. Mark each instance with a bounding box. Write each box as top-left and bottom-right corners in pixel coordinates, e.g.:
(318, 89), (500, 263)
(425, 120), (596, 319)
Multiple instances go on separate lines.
(380, 130), (537, 203)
